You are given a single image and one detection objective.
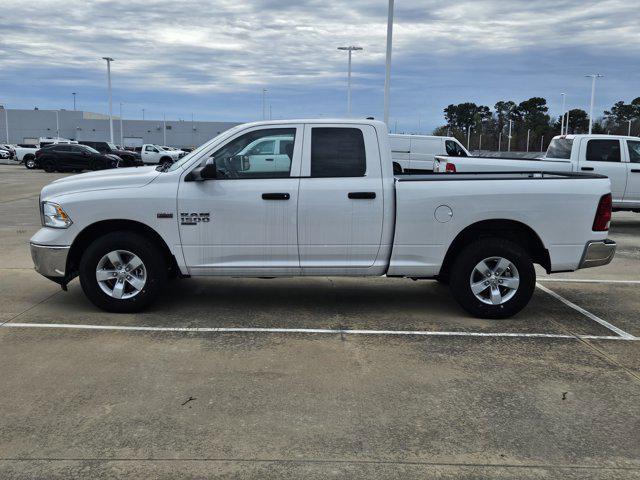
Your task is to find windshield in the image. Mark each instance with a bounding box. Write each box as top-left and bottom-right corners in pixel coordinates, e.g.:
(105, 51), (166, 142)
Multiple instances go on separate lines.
(107, 142), (118, 150)
(546, 138), (573, 159)
(83, 145), (100, 154)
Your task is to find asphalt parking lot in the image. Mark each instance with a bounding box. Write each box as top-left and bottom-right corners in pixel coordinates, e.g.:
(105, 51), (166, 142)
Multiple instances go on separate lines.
(0, 164), (639, 479)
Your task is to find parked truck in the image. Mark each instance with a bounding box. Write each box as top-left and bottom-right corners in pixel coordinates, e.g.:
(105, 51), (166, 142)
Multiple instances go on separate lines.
(30, 119), (615, 318)
(139, 144), (181, 167)
(434, 134), (640, 212)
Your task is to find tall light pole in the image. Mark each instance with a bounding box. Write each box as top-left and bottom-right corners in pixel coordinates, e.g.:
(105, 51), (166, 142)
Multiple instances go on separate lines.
(102, 57), (114, 142)
(585, 74), (603, 134)
(337, 46), (363, 117)
(466, 126), (471, 150)
(142, 108), (145, 120)
(498, 132), (502, 152)
(262, 88), (267, 120)
(628, 120), (632, 136)
(526, 129), (530, 152)
(119, 102), (124, 146)
(3, 106), (8, 143)
(72, 92), (77, 111)
(540, 135), (544, 152)
(162, 113), (166, 145)
(507, 120), (513, 152)
(560, 93), (566, 135)
(479, 134), (482, 150)
(383, 0), (394, 127)
(566, 111), (570, 135)
(55, 110), (59, 138)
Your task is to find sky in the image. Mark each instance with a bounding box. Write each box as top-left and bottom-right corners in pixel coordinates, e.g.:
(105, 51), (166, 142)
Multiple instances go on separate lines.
(1, 0), (639, 133)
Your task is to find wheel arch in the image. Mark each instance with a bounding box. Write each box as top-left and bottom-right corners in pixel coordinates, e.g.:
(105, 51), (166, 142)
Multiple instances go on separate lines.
(65, 219), (180, 283)
(439, 219), (551, 278)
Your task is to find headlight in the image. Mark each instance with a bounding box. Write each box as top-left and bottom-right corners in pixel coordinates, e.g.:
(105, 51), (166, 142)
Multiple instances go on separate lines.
(41, 201), (73, 228)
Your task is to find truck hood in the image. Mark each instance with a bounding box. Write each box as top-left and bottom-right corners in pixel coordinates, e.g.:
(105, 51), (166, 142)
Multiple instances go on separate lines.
(41, 166), (161, 200)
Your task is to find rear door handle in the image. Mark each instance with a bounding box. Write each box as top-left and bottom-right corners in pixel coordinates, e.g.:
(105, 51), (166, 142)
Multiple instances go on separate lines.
(348, 192), (376, 199)
(581, 167), (594, 171)
(265, 158), (274, 161)
(631, 169), (640, 173)
(262, 193), (290, 200)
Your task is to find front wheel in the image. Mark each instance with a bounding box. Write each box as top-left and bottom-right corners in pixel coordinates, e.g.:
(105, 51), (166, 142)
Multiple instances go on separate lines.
(24, 156), (36, 169)
(79, 231), (167, 312)
(449, 238), (535, 319)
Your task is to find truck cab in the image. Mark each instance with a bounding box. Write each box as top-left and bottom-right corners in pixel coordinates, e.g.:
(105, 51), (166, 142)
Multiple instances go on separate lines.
(140, 144), (180, 166)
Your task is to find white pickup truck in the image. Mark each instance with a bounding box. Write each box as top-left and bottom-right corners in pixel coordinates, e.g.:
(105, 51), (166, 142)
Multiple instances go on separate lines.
(435, 134), (640, 212)
(139, 144), (181, 167)
(30, 119), (616, 319)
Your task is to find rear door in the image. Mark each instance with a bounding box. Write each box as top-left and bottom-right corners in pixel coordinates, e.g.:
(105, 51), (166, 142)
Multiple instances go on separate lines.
(578, 138), (627, 202)
(297, 124), (384, 271)
(623, 139), (640, 205)
(389, 135), (410, 171)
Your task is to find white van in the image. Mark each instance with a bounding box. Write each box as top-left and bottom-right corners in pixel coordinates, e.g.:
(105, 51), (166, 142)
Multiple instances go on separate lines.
(390, 134), (469, 173)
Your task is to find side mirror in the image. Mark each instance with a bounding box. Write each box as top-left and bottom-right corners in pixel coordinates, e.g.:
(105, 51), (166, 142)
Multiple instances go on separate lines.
(186, 162), (217, 182)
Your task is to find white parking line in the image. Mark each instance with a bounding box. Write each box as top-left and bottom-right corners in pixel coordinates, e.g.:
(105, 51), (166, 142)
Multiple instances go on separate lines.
(538, 278), (640, 285)
(536, 283), (636, 340)
(1, 322), (636, 341)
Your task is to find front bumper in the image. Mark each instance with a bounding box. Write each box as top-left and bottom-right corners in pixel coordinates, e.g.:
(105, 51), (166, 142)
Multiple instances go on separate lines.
(579, 239), (616, 269)
(30, 243), (70, 278)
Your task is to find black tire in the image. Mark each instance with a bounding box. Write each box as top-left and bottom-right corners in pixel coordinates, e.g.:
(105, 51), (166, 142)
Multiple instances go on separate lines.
(24, 155), (36, 169)
(449, 238), (535, 319)
(42, 159), (56, 173)
(79, 231), (167, 313)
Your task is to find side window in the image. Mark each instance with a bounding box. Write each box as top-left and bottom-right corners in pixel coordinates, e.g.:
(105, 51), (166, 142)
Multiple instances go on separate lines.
(310, 127), (366, 177)
(278, 140), (294, 156)
(627, 140), (640, 163)
(586, 140), (621, 162)
(445, 140), (466, 157)
(246, 140), (275, 155)
(145, 145), (156, 152)
(208, 128), (295, 179)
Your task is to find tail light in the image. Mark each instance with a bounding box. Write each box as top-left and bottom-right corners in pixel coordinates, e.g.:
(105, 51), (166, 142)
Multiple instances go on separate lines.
(592, 193), (612, 231)
(445, 162), (457, 173)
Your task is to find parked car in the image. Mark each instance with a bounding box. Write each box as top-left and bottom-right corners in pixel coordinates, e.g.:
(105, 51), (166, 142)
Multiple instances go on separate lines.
(78, 141), (143, 167)
(16, 144), (39, 168)
(0, 148), (11, 159)
(390, 134), (469, 173)
(160, 146), (187, 158)
(38, 137), (77, 148)
(434, 134), (640, 212)
(34, 143), (121, 172)
(139, 144), (181, 166)
(30, 119), (615, 318)
(1, 144), (16, 159)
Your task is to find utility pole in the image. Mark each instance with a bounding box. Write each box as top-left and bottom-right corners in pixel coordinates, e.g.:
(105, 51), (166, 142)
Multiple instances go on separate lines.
(507, 120), (513, 152)
(262, 88), (267, 120)
(102, 57), (114, 142)
(142, 108), (145, 120)
(383, 0), (394, 127)
(72, 92), (77, 111)
(560, 93), (565, 135)
(566, 112), (570, 135)
(55, 110), (59, 138)
(526, 129), (530, 152)
(466, 126), (471, 150)
(3, 107), (8, 143)
(119, 102), (124, 146)
(337, 46), (363, 117)
(628, 120), (632, 136)
(540, 135), (544, 152)
(585, 74), (603, 134)
(479, 134), (482, 150)
(498, 132), (502, 152)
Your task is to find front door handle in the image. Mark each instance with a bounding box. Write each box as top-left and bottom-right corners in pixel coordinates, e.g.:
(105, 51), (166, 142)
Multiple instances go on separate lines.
(348, 192), (376, 199)
(262, 193), (290, 200)
(581, 167), (594, 171)
(265, 158), (274, 162)
(631, 169), (640, 173)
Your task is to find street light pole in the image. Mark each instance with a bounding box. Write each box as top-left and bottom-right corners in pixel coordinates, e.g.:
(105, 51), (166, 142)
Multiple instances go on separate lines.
(560, 93), (566, 135)
(479, 134), (482, 150)
(163, 113), (166, 145)
(466, 126), (471, 150)
(337, 46), (363, 117)
(142, 108), (145, 120)
(507, 120), (513, 152)
(102, 57), (114, 142)
(72, 92), (77, 111)
(55, 110), (59, 138)
(3, 107), (8, 143)
(526, 129), (530, 152)
(119, 102), (124, 146)
(585, 74), (603, 134)
(628, 120), (632, 136)
(540, 135), (544, 152)
(383, 0), (394, 127)
(498, 132), (502, 152)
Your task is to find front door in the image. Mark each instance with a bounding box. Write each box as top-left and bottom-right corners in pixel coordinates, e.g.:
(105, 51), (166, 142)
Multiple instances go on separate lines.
(178, 125), (302, 275)
(297, 124), (384, 272)
(578, 138), (628, 203)
(624, 139), (640, 205)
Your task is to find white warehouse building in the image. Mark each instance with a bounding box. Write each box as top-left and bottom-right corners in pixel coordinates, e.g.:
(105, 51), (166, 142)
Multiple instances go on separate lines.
(0, 108), (240, 148)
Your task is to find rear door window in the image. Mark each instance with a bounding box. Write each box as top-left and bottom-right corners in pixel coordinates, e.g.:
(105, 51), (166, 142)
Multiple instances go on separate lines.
(627, 140), (640, 163)
(445, 140), (467, 157)
(310, 127), (366, 177)
(546, 138), (573, 159)
(586, 139), (621, 162)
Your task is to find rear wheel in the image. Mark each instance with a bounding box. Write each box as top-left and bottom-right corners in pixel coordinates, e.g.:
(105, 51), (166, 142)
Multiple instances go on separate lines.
(449, 238), (535, 319)
(79, 231), (167, 313)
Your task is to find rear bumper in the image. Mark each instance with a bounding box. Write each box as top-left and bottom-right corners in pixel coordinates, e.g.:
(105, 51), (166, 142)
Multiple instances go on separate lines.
(579, 239), (616, 269)
(30, 243), (70, 278)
